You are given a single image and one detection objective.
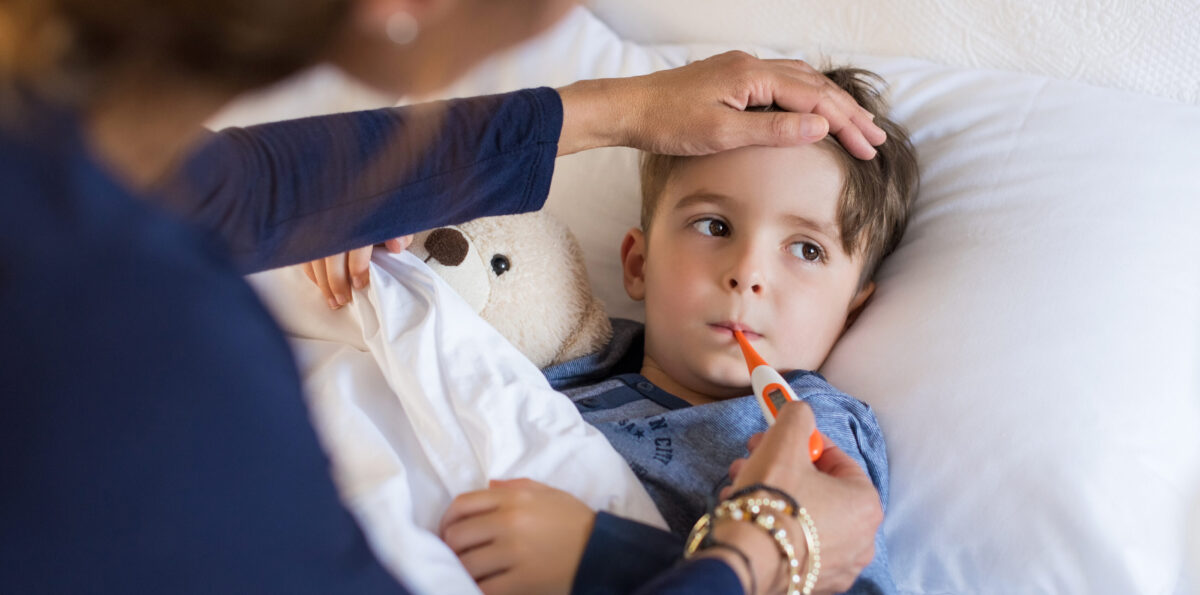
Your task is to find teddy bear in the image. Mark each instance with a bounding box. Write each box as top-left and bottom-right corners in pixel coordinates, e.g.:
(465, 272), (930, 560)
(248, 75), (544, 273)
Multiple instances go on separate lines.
(406, 210), (612, 369)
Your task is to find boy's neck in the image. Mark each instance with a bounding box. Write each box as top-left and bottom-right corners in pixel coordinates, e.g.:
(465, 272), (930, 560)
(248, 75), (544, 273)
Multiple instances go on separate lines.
(639, 357), (744, 407)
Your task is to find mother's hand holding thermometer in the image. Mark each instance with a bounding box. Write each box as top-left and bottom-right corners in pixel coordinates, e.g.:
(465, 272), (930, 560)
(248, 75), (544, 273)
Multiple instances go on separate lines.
(717, 342), (883, 593)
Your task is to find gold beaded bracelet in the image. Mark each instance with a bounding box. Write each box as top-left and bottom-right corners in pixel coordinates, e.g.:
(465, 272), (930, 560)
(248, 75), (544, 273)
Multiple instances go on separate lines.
(684, 492), (821, 595)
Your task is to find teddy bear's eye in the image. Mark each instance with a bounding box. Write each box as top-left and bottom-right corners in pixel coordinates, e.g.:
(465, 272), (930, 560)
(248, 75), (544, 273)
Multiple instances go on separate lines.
(490, 254), (511, 276)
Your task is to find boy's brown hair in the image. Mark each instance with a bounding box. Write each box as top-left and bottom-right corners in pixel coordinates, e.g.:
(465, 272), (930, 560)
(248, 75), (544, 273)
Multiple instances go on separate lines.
(639, 67), (919, 288)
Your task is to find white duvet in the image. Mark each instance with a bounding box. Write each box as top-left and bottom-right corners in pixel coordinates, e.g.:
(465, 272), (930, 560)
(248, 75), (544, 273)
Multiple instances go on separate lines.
(247, 251), (665, 595)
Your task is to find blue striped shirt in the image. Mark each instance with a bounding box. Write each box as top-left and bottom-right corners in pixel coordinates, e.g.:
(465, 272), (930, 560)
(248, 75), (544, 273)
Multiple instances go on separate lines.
(547, 319), (896, 594)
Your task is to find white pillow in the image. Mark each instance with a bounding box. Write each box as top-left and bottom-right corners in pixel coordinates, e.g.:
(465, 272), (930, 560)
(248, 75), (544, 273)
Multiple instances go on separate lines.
(586, 0), (1200, 105)
(431, 7), (1200, 594)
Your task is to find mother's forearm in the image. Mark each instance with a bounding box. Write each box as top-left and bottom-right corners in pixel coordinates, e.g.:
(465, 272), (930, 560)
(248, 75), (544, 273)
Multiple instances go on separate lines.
(165, 88), (562, 273)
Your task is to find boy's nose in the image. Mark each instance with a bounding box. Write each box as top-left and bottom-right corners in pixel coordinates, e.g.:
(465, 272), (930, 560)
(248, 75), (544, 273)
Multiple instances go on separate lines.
(726, 275), (763, 294)
(724, 253), (764, 295)
(723, 239), (766, 295)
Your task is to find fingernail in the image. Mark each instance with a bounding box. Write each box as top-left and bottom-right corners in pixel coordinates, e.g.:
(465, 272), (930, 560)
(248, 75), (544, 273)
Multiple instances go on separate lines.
(353, 277), (365, 290)
(802, 119), (822, 138)
(335, 294), (348, 306)
(327, 298), (340, 310)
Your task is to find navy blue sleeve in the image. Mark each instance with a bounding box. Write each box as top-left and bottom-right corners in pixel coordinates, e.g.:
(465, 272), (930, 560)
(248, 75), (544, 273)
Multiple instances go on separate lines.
(633, 558), (743, 595)
(163, 88), (562, 273)
(573, 512), (685, 594)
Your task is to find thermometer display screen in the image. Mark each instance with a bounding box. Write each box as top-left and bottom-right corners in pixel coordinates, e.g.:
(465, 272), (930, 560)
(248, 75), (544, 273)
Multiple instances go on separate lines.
(767, 388), (788, 411)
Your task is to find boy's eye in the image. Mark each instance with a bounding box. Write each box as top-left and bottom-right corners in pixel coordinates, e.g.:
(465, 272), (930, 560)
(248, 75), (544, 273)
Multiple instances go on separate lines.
(789, 241), (825, 262)
(691, 218), (729, 237)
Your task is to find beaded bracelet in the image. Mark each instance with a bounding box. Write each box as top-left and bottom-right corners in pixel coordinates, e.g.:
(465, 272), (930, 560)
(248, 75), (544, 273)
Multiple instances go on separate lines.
(684, 490), (821, 595)
(725, 483), (800, 516)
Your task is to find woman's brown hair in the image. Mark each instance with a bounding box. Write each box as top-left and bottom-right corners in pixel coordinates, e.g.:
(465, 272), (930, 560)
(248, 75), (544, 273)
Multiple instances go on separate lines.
(0, 0), (350, 103)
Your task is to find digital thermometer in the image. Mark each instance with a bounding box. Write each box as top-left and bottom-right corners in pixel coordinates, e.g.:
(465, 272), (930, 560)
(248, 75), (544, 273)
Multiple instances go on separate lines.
(733, 330), (825, 462)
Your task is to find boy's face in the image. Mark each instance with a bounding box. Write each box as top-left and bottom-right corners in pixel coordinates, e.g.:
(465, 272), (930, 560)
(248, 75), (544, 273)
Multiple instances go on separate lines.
(622, 144), (874, 403)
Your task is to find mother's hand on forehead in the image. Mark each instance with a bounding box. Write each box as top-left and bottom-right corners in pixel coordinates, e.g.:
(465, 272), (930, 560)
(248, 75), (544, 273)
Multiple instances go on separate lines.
(557, 51), (887, 160)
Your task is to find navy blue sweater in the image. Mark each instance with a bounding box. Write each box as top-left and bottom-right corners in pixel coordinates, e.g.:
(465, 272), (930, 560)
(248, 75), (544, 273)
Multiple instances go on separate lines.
(0, 89), (558, 593)
(0, 89), (745, 595)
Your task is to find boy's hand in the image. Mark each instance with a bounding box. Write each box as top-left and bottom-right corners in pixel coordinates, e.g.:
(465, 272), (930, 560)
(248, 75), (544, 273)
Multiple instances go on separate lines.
(439, 478), (595, 595)
(302, 235), (413, 309)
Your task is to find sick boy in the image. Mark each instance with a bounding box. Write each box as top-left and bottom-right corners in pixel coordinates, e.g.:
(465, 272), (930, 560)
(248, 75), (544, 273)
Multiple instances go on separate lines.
(438, 67), (919, 595)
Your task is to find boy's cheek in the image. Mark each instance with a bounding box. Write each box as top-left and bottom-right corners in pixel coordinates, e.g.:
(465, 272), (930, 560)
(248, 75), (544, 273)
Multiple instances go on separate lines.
(773, 317), (843, 371)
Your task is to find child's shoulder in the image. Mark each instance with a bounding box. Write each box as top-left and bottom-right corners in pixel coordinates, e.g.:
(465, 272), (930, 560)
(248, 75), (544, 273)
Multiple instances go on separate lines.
(786, 370), (879, 421)
(543, 318), (644, 390)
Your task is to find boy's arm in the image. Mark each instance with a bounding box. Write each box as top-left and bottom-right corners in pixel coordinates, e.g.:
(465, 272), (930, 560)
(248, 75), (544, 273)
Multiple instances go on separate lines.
(438, 479), (681, 595)
(803, 391), (897, 592)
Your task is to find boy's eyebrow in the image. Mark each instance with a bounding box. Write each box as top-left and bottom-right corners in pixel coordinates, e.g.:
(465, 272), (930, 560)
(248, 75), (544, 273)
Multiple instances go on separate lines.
(672, 191), (733, 212)
(783, 214), (840, 242)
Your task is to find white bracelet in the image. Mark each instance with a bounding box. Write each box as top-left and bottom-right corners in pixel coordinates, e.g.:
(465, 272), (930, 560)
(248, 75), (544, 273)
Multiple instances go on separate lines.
(684, 493), (820, 595)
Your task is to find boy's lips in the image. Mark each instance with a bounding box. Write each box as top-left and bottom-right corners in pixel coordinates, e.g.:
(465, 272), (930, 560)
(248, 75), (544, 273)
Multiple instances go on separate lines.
(709, 322), (761, 340)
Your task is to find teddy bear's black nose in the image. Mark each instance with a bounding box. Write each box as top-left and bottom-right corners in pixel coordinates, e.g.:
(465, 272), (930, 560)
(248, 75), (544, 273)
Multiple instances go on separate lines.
(424, 227), (469, 266)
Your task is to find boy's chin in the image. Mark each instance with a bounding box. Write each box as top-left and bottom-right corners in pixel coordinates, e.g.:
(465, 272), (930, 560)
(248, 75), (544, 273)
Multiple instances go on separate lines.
(694, 370), (754, 400)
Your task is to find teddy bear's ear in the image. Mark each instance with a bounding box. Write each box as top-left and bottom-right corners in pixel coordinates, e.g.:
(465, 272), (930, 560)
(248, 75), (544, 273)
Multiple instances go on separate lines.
(551, 295), (613, 366)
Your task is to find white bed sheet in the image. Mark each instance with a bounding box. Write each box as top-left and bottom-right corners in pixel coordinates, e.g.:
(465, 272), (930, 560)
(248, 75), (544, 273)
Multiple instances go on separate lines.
(247, 253), (665, 595)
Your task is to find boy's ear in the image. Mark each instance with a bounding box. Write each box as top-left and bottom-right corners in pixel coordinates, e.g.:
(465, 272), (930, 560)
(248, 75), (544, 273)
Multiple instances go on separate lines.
(844, 281), (875, 331)
(620, 228), (647, 302)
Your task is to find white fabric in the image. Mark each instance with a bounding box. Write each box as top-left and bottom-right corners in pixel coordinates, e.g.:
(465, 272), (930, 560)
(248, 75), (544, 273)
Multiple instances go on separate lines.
(587, 0), (1200, 105)
(425, 7), (1200, 593)
(246, 253), (665, 595)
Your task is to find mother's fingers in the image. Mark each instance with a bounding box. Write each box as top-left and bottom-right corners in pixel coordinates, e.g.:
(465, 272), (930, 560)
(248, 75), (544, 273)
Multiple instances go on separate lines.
(854, 113), (887, 146)
(769, 75), (880, 159)
(764, 400), (820, 451)
(729, 401), (819, 492)
(746, 431), (765, 453)
(761, 59), (887, 158)
(727, 457), (747, 484)
(726, 111), (828, 149)
(814, 441), (875, 486)
(348, 246), (373, 290)
(764, 59), (879, 125)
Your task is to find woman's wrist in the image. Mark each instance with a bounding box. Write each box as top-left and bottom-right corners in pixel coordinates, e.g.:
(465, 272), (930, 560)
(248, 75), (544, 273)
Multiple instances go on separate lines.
(700, 513), (806, 592)
(555, 77), (636, 156)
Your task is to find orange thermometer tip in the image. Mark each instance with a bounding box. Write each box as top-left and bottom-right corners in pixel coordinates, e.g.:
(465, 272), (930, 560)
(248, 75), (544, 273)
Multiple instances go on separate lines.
(731, 329), (768, 374)
(809, 431), (825, 462)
